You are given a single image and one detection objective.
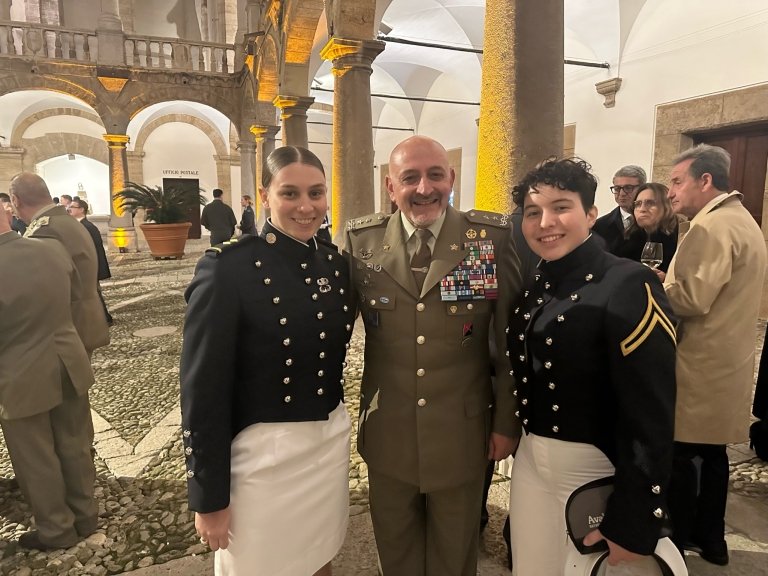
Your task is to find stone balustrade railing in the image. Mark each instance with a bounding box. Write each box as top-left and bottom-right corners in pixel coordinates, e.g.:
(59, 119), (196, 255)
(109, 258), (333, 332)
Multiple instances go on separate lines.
(0, 20), (97, 62)
(124, 33), (235, 74)
(0, 20), (236, 75)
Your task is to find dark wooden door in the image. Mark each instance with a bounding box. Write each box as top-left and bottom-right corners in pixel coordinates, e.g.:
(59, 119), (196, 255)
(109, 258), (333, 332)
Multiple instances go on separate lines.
(163, 178), (201, 239)
(694, 126), (768, 226)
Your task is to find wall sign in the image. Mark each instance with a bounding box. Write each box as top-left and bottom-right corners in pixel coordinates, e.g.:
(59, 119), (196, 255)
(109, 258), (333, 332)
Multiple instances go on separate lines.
(162, 169), (199, 176)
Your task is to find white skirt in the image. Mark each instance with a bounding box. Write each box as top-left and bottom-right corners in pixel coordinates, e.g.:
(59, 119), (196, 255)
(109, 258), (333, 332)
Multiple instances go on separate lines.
(215, 402), (351, 576)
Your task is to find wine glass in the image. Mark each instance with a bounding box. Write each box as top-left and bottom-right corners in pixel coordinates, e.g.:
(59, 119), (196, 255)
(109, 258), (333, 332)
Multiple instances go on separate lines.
(641, 242), (663, 270)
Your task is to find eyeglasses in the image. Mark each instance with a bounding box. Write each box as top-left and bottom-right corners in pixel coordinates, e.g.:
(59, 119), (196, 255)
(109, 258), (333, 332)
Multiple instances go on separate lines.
(68, 204), (83, 211)
(610, 184), (639, 195)
(632, 199), (658, 209)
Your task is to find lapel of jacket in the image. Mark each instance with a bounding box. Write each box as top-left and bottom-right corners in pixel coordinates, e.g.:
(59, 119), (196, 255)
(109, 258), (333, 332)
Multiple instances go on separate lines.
(378, 210), (419, 296)
(422, 206), (470, 298)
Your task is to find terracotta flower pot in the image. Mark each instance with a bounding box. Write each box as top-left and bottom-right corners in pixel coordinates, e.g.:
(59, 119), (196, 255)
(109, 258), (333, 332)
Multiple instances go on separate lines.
(139, 222), (192, 259)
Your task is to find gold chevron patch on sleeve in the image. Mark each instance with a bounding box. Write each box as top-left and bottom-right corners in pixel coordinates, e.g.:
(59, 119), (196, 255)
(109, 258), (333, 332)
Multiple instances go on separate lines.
(620, 283), (676, 357)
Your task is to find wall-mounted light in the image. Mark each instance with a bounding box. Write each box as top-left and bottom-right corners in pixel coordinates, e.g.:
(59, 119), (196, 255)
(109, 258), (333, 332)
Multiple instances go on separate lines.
(68, 153), (76, 160)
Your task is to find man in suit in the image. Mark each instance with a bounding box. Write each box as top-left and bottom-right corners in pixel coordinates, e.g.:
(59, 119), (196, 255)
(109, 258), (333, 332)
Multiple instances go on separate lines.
(0, 203), (98, 550)
(664, 144), (767, 565)
(10, 173), (109, 355)
(66, 198), (113, 325)
(201, 188), (237, 245)
(344, 136), (522, 576)
(592, 164), (647, 255)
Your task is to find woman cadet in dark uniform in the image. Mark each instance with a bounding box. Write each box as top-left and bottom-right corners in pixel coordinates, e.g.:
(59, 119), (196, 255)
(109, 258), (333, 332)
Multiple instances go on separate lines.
(506, 158), (677, 574)
(180, 146), (356, 576)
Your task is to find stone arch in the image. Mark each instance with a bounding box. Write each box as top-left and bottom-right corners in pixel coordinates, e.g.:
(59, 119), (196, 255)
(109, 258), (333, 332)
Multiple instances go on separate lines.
(23, 133), (108, 171)
(284, 0), (325, 67)
(11, 107), (104, 147)
(112, 82), (242, 135)
(257, 32), (280, 102)
(133, 113), (229, 157)
(0, 75), (98, 109)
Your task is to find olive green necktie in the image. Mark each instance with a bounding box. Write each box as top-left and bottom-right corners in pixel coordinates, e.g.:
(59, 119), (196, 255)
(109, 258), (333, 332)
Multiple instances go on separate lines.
(411, 228), (432, 291)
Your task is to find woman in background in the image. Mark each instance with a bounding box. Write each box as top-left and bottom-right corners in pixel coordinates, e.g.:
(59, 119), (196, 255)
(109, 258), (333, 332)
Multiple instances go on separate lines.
(238, 194), (257, 235)
(180, 146), (355, 576)
(626, 182), (682, 278)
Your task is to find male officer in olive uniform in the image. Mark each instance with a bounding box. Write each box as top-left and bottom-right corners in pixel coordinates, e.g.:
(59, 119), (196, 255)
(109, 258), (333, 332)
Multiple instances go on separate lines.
(0, 201), (97, 550)
(344, 136), (522, 576)
(10, 172), (109, 354)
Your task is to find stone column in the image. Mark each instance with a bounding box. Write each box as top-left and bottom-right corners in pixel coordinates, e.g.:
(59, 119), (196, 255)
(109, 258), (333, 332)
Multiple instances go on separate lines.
(249, 124), (278, 229)
(320, 38), (384, 243)
(0, 0), (13, 20)
(103, 134), (136, 252)
(475, 0), (564, 213)
(238, 139), (257, 209)
(97, 0), (125, 65)
(272, 95), (314, 147)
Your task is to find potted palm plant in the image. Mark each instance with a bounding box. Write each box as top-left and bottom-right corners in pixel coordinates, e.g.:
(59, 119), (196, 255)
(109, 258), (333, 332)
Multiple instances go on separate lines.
(116, 182), (207, 259)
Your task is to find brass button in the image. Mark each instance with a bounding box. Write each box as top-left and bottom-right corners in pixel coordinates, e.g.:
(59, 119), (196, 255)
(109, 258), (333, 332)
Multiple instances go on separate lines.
(467, 303), (474, 310)
(552, 426), (559, 433)
(652, 485), (661, 495)
(319, 352), (326, 359)
(548, 382), (556, 390)
(416, 368), (425, 377)
(370, 299), (376, 306)
(417, 398), (427, 407)
(317, 312), (324, 319)
(283, 377), (290, 384)
(318, 370), (324, 377)
(284, 396), (292, 403)
(280, 317), (287, 325)
(320, 332), (326, 339)
(264, 278), (271, 285)
(653, 508), (663, 519)
(183, 430), (191, 438)
(317, 388), (324, 395)
(416, 303), (426, 312)
(417, 336), (426, 345)
(185, 447), (192, 455)
(186, 470), (195, 478)
(273, 297), (280, 304)
(283, 338), (291, 346)
(552, 405), (559, 412)
(285, 359), (293, 366)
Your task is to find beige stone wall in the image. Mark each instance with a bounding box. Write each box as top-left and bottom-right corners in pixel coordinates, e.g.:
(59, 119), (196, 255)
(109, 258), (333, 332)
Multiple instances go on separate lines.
(652, 84), (768, 187)
(0, 148), (24, 193)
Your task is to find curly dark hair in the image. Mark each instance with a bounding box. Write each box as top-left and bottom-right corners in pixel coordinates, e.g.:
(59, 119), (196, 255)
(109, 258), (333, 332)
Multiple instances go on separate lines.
(511, 157), (598, 212)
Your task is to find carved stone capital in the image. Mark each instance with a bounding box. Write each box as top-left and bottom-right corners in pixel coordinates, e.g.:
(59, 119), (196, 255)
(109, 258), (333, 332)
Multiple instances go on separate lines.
(249, 124), (280, 142)
(272, 95), (315, 120)
(320, 38), (385, 77)
(595, 77), (623, 108)
(103, 134), (130, 147)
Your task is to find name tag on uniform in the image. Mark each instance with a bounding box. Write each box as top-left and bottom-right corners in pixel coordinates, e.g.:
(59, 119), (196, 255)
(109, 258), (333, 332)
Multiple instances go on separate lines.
(440, 240), (498, 301)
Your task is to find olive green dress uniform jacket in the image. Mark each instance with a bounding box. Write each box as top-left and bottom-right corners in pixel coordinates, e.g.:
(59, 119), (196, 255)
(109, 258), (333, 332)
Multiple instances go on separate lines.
(25, 205), (110, 354)
(344, 206), (522, 492)
(665, 192), (768, 444)
(0, 233), (94, 419)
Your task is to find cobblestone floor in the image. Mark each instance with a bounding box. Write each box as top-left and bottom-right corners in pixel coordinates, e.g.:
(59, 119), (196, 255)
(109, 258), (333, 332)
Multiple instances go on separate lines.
(0, 240), (766, 575)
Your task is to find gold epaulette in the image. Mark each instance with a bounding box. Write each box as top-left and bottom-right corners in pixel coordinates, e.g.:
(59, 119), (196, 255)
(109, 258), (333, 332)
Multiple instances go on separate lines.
(346, 213), (389, 232)
(24, 216), (50, 237)
(205, 235), (257, 257)
(465, 210), (510, 228)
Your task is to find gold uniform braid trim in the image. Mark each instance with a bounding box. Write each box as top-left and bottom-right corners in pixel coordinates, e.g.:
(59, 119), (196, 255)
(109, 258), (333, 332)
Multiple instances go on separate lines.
(620, 283), (677, 357)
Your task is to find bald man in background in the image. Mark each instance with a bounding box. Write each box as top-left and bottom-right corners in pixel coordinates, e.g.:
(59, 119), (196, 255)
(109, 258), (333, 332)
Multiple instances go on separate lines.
(9, 173), (109, 354)
(0, 202), (97, 550)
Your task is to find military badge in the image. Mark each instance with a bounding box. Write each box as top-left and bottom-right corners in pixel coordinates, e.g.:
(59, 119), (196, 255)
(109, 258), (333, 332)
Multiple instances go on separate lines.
(450, 244), (459, 251)
(266, 232), (277, 244)
(440, 240), (498, 301)
(359, 248), (373, 260)
(465, 229), (477, 239)
(480, 229), (487, 239)
(24, 216), (50, 237)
